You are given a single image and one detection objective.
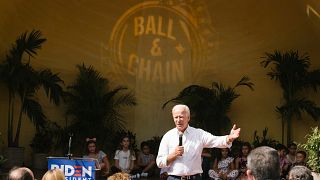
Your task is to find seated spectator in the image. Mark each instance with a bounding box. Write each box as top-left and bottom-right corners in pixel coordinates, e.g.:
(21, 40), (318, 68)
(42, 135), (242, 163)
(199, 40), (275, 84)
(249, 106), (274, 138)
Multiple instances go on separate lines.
(292, 151), (307, 167)
(235, 142), (251, 179)
(42, 169), (65, 180)
(83, 137), (110, 176)
(287, 150), (308, 179)
(137, 141), (155, 177)
(287, 143), (297, 164)
(208, 148), (238, 179)
(114, 135), (136, 174)
(288, 166), (313, 180)
(276, 143), (290, 178)
(107, 172), (130, 180)
(201, 148), (212, 180)
(247, 146), (280, 180)
(8, 167), (34, 180)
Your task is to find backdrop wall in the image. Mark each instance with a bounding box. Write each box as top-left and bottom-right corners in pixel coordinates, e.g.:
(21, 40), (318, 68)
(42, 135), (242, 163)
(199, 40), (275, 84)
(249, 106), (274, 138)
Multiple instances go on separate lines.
(0, 0), (320, 165)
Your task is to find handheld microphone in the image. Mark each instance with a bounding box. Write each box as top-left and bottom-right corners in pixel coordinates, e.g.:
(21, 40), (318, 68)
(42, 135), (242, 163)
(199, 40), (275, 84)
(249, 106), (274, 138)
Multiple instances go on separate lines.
(179, 132), (183, 146)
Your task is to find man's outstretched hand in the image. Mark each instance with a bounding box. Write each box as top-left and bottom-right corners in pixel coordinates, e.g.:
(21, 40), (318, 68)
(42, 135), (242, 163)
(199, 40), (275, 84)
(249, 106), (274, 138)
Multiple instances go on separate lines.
(227, 124), (240, 144)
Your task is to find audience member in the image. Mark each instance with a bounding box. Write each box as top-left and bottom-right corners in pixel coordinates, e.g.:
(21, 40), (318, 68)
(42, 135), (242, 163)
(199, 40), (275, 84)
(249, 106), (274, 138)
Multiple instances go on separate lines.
(201, 148), (212, 179)
(287, 143), (297, 164)
(8, 167), (34, 180)
(83, 137), (110, 176)
(288, 166), (313, 180)
(107, 172), (130, 180)
(114, 135), (136, 174)
(235, 142), (251, 179)
(42, 169), (65, 180)
(246, 146), (280, 180)
(276, 143), (290, 178)
(137, 141), (155, 177)
(293, 151), (307, 167)
(208, 148), (238, 179)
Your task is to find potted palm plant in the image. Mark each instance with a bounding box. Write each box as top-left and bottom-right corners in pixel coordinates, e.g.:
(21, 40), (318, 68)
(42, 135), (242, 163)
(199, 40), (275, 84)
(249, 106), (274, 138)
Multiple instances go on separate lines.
(299, 127), (320, 178)
(30, 121), (61, 169)
(261, 50), (320, 144)
(64, 64), (136, 155)
(0, 30), (64, 168)
(163, 76), (254, 135)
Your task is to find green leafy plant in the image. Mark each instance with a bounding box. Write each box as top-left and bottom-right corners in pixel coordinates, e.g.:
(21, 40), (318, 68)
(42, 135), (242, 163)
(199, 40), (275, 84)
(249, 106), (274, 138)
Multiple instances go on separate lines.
(299, 127), (320, 173)
(163, 76), (254, 135)
(0, 30), (64, 147)
(261, 50), (320, 144)
(252, 127), (279, 148)
(64, 64), (136, 155)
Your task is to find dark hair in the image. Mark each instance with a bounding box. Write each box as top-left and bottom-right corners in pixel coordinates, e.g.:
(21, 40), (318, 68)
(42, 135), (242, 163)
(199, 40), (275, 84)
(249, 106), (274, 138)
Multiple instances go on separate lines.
(85, 140), (98, 155)
(8, 167), (34, 180)
(296, 151), (307, 158)
(288, 142), (297, 148)
(119, 135), (135, 158)
(216, 148), (231, 162)
(140, 141), (150, 150)
(276, 143), (287, 151)
(240, 142), (252, 156)
(247, 146), (280, 180)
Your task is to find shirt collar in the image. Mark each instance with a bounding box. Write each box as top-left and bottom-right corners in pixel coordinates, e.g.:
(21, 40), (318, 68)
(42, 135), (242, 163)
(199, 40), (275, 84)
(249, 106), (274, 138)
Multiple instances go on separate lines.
(176, 125), (190, 135)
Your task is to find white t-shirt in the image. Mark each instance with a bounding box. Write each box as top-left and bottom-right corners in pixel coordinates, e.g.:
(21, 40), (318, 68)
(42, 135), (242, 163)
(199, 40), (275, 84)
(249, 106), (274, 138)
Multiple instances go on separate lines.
(114, 150), (136, 171)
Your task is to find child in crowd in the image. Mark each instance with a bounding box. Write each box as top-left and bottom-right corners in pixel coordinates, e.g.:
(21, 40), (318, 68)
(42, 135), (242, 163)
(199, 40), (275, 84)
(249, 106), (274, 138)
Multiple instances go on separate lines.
(137, 141), (155, 177)
(291, 150), (307, 167)
(276, 144), (290, 179)
(202, 148), (212, 180)
(83, 138), (110, 176)
(114, 135), (136, 174)
(235, 142), (251, 179)
(286, 143), (297, 164)
(208, 148), (238, 180)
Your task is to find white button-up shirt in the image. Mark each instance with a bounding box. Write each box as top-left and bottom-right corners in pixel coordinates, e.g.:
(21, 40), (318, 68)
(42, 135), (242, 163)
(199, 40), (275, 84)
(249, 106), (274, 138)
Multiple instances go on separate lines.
(156, 126), (231, 176)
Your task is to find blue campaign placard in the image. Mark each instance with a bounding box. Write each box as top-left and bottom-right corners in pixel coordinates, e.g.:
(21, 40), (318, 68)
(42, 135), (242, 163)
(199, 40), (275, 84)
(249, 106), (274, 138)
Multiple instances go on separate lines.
(48, 158), (95, 180)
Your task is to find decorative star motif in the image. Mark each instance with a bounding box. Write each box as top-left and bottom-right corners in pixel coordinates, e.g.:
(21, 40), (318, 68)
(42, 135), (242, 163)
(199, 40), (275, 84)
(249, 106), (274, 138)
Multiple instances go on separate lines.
(175, 43), (185, 55)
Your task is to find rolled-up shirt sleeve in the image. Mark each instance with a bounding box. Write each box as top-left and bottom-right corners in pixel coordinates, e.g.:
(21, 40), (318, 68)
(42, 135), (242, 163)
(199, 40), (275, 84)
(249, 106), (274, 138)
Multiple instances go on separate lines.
(156, 134), (169, 168)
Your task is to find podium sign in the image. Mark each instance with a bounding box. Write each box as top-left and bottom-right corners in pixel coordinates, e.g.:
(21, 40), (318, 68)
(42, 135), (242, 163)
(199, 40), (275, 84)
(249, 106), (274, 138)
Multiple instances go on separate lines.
(48, 158), (95, 180)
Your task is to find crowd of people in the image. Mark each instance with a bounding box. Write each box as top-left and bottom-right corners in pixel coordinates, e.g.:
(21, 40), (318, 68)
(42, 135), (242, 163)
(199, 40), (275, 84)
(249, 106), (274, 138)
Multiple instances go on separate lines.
(5, 104), (317, 180)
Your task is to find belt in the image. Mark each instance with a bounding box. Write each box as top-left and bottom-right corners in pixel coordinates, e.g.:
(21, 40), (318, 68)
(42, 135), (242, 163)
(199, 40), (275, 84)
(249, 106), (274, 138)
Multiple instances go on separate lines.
(169, 174), (201, 180)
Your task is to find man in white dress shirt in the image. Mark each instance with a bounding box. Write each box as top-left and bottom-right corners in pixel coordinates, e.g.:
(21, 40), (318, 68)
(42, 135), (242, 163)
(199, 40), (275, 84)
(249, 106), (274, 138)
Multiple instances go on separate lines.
(156, 104), (240, 180)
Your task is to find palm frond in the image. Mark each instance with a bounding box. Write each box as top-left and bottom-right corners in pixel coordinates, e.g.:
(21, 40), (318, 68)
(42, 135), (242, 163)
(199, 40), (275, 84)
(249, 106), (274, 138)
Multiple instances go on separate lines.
(38, 69), (64, 105)
(23, 97), (47, 130)
(234, 76), (254, 90)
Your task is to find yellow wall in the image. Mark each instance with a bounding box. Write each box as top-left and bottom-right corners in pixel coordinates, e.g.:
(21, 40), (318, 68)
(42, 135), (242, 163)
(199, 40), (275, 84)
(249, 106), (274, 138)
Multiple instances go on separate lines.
(0, 0), (320, 165)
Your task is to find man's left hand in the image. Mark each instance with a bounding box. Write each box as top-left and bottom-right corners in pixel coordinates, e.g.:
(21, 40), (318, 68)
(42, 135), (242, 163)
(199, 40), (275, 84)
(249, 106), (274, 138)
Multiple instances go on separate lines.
(227, 124), (240, 143)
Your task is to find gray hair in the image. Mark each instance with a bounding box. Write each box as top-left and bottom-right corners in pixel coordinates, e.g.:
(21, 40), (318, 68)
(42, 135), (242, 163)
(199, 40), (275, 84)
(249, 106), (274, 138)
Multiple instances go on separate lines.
(289, 166), (313, 180)
(247, 146), (280, 180)
(172, 104), (190, 116)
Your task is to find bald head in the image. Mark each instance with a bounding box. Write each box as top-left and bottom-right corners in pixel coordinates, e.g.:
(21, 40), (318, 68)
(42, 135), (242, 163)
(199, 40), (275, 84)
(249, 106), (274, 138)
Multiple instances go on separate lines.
(8, 167), (34, 180)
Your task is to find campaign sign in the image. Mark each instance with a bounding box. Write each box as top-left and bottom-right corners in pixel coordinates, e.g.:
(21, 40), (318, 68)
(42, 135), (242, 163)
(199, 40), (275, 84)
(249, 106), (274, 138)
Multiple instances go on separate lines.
(48, 158), (95, 180)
